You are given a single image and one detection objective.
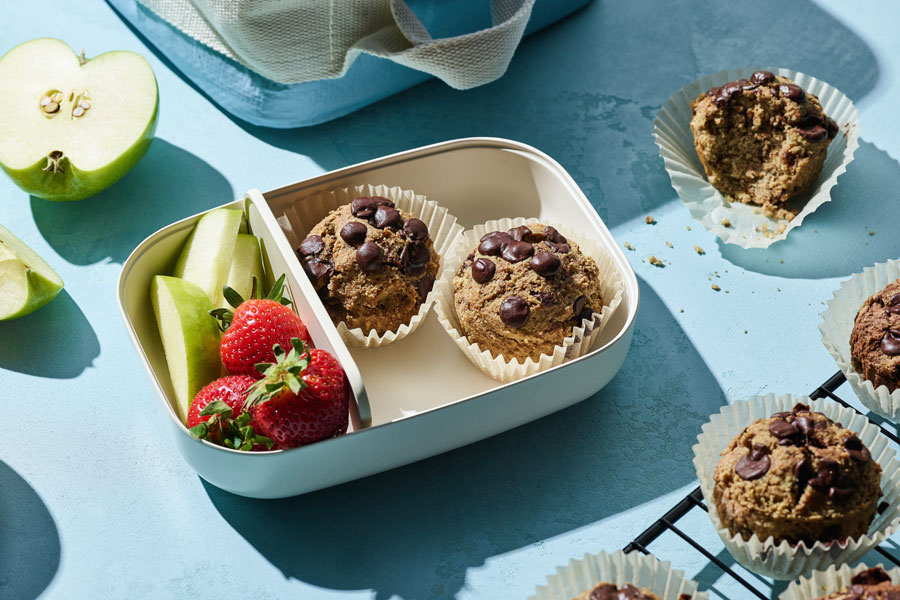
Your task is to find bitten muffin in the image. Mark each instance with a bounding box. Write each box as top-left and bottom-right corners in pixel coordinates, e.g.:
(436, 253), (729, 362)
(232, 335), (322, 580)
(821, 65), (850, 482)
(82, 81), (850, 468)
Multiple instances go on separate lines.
(815, 567), (900, 599)
(574, 583), (661, 600)
(453, 224), (604, 362)
(713, 403), (881, 546)
(850, 279), (900, 392)
(690, 70), (838, 220)
(297, 196), (438, 334)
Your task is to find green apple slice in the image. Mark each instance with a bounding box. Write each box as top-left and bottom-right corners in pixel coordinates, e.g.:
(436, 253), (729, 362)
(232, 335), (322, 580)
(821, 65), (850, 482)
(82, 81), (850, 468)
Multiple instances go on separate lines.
(151, 275), (221, 424)
(173, 208), (245, 306)
(0, 224), (63, 320)
(222, 233), (265, 305)
(0, 38), (158, 201)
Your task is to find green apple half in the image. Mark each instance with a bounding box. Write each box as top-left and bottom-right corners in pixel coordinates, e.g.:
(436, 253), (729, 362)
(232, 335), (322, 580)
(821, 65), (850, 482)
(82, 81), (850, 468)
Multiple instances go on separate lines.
(0, 38), (158, 201)
(173, 208), (245, 306)
(151, 275), (221, 424)
(0, 224), (63, 320)
(223, 233), (265, 305)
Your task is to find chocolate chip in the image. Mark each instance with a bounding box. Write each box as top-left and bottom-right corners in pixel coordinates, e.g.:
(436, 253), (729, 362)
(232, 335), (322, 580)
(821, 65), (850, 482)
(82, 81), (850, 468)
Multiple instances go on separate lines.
(405, 262), (427, 277)
(403, 218), (428, 241)
(531, 291), (555, 306)
(792, 403), (810, 413)
(750, 71), (775, 85)
(797, 125), (828, 142)
(882, 330), (900, 355)
(478, 231), (511, 256)
(851, 567), (892, 586)
(401, 241), (430, 267)
(735, 452), (770, 480)
(501, 240), (534, 263)
(749, 443), (767, 461)
(844, 436), (862, 450)
(466, 252), (475, 262)
(350, 196), (393, 219)
(304, 258), (332, 281)
(530, 251), (561, 277)
(829, 473), (858, 500)
(845, 437), (871, 463)
(887, 292), (900, 315)
(778, 438), (795, 446)
(298, 235), (325, 257)
(499, 296), (530, 328)
(417, 275), (435, 300)
(769, 420), (799, 438)
(809, 458), (839, 490)
(573, 295), (587, 317)
(472, 258), (496, 284)
(794, 457), (810, 478)
(373, 206), (401, 229)
(545, 226), (567, 244)
(826, 117), (839, 139)
(578, 307), (596, 323)
(714, 80), (744, 107)
(777, 83), (806, 102)
(356, 241), (383, 272)
(705, 85), (722, 98)
(340, 222), (368, 246)
(879, 501), (890, 514)
(794, 415), (813, 435)
(507, 225), (532, 241)
(796, 114), (824, 129)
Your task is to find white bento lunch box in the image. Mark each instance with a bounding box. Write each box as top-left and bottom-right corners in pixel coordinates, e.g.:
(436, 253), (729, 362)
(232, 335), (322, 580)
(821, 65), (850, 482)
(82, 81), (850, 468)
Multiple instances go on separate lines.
(117, 138), (639, 498)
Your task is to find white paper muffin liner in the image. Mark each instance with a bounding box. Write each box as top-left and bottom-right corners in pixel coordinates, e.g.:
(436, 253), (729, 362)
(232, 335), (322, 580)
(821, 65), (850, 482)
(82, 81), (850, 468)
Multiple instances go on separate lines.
(820, 260), (900, 421)
(276, 183), (463, 348)
(780, 562), (900, 600)
(692, 394), (900, 580)
(432, 218), (624, 383)
(528, 549), (707, 600)
(654, 67), (860, 248)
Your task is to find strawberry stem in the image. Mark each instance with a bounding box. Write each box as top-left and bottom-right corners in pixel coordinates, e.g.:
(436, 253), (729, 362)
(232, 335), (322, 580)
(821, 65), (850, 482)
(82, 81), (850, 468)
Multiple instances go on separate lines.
(244, 338), (311, 409)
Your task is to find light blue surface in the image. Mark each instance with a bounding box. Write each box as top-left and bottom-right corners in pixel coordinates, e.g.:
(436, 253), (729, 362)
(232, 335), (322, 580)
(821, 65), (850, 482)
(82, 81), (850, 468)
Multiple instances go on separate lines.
(1, 1), (899, 599)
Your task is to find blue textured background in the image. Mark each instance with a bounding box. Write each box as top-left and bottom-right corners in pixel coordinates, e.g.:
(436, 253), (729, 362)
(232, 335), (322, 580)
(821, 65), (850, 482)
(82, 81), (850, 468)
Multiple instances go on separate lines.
(1, 1), (898, 598)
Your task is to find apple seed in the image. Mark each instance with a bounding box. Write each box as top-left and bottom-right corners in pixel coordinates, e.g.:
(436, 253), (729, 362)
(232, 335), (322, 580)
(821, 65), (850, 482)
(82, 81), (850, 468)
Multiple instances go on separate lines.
(73, 106), (84, 118)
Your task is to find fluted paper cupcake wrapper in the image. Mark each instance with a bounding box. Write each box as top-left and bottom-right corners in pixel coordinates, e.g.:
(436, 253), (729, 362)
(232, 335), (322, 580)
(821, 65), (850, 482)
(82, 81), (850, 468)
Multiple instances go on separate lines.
(432, 218), (624, 383)
(820, 260), (900, 421)
(692, 394), (900, 581)
(277, 183), (463, 348)
(780, 563), (900, 600)
(654, 67), (860, 249)
(528, 549), (707, 600)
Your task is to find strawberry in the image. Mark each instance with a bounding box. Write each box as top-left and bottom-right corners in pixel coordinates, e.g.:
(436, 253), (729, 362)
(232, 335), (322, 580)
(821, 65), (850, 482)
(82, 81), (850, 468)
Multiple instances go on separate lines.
(245, 338), (349, 449)
(186, 375), (273, 451)
(210, 275), (312, 379)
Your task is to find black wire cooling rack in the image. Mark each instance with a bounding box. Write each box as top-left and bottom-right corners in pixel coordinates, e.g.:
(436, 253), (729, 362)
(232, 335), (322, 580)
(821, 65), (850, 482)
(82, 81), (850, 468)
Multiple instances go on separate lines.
(623, 371), (900, 599)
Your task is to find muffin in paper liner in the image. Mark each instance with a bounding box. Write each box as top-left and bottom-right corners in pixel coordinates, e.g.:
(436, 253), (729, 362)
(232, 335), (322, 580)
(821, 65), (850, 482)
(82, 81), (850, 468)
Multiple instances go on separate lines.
(527, 549), (707, 600)
(820, 259), (900, 421)
(653, 67), (860, 249)
(780, 562), (900, 600)
(692, 394), (900, 580)
(276, 183), (463, 348)
(432, 217), (624, 383)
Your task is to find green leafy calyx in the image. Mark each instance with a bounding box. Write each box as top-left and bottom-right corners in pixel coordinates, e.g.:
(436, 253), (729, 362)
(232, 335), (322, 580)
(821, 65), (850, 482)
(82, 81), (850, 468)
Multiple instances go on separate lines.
(244, 338), (311, 409)
(208, 273), (293, 332)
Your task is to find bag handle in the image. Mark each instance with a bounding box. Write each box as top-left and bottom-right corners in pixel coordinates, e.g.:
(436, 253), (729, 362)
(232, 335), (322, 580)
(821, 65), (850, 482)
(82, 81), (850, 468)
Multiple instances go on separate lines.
(361, 0), (536, 89)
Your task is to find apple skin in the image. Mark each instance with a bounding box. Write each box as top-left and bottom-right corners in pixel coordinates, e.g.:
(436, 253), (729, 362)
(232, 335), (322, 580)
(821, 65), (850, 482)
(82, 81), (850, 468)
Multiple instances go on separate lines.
(151, 275), (221, 424)
(0, 224), (63, 320)
(0, 40), (159, 201)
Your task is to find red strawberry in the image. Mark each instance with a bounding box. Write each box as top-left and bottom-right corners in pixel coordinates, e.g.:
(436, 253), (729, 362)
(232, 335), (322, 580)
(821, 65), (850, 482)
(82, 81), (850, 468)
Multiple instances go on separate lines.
(186, 375), (273, 451)
(245, 338), (349, 449)
(211, 275), (312, 379)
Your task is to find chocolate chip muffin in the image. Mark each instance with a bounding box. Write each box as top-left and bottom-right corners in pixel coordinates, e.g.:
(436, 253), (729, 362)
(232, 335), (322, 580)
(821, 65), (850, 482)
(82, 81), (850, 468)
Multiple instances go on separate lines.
(453, 224), (604, 362)
(850, 279), (900, 392)
(815, 567), (900, 600)
(574, 583), (661, 600)
(297, 196), (438, 334)
(690, 70), (838, 220)
(713, 403), (881, 546)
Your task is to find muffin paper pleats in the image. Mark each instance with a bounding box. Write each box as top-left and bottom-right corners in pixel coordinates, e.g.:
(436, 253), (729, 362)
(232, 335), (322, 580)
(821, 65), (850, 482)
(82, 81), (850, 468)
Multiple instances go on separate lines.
(780, 563), (900, 600)
(693, 394), (900, 580)
(277, 183), (463, 348)
(433, 217), (624, 383)
(654, 67), (859, 249)
(820, 259), (900, 421)
(528, 549), (707, 600)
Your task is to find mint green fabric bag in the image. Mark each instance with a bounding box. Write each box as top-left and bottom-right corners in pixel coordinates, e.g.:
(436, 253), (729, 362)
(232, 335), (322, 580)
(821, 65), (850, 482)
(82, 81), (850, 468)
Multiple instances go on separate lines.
(107, 0), (591, 127)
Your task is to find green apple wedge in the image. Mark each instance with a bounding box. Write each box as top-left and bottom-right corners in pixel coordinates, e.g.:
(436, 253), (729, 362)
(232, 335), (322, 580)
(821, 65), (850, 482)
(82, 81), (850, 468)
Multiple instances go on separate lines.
(221, 233), (265, 306)
(173, 208), (245, 306)
(151, 276), (221, 424)
(0, 224), (63, 320)
(0, 38), (158, 201)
